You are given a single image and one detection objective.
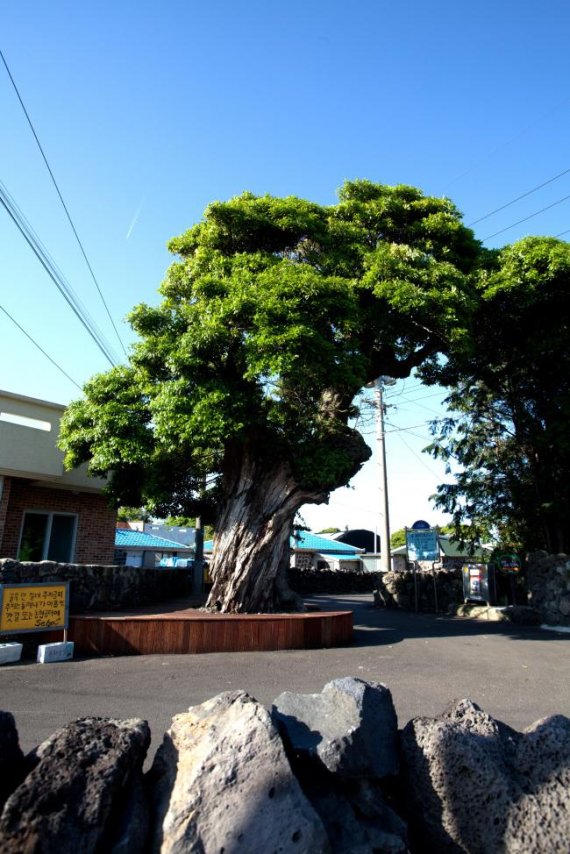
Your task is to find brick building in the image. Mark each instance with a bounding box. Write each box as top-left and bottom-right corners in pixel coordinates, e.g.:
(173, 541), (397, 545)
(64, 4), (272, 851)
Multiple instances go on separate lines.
(0, 390), (116, 564)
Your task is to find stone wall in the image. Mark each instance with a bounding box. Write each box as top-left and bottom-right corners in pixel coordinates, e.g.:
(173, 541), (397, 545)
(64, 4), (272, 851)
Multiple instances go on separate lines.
(0, 559), (191, 615)
(528, 550), (570, 626)
(287, 567), (379, 595)
(0, 678), (568, 853)
(287, 566), (463, 612)
(376, 567), (463, 613)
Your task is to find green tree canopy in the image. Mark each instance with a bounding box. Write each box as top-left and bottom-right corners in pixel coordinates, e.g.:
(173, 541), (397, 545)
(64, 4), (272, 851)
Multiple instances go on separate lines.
(116, 506), (151, 523)
(390, 528), (407, 548)
(426, 236), (570, 553)
(60, 180), (482, 611)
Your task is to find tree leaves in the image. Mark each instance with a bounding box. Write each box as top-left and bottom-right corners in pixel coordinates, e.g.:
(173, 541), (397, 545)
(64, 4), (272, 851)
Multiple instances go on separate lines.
(426, 237), (570, 552)
(60, 181), (480, 521)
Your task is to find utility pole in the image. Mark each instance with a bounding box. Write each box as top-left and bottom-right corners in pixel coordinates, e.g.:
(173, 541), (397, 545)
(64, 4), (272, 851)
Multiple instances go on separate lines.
(375, 377), (392, 573)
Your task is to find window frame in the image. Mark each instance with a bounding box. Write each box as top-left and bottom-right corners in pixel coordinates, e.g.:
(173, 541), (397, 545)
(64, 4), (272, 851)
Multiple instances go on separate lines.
(18, 510), (78, 562)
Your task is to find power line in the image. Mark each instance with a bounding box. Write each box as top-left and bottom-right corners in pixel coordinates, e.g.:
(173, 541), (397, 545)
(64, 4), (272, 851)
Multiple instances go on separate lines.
(393, 401), (444, 418)
(467, 167), (570, 227)
(0, 47), (127, 358)
(0, 180), (118, 366)
(387, 389), (446, 405)
(481, 193), (570, 242)
(556, 228), (570, 237)
(392, 430), (445, 480)
(443, 96), (570, 190)
(0, 303), (82, 390)
(384, 422), (430, 434)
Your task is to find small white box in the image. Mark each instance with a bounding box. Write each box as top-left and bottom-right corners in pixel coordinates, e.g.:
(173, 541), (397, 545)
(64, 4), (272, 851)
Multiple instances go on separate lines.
(37, 641), (74, 664)
(0, 642), (23, 665)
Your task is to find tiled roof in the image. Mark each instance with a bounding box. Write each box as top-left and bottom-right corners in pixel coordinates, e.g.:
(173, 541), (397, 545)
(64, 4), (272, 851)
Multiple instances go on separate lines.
(203, 532), (361, 555)
(439, 536), (490, 559)
(292, 530), (362, 554)
(392, 535), (490, 559)
(115, 529), (192, 550)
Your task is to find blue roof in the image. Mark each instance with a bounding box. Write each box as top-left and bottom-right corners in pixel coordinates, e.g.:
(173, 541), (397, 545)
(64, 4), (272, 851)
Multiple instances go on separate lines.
(203, 531), (360, 556)
(115, 529), (193, 550)
(292, 530), (361, 554)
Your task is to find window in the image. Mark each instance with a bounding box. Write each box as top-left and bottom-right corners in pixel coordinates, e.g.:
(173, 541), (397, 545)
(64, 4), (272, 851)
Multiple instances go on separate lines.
(18, 512), (77, 562)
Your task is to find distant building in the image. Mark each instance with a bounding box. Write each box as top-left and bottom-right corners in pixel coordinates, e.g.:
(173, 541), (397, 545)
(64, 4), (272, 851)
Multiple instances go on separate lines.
(114, 528), (193, 568)
(330, 529), (381, 552)
(291, 530), (364, 572)
(392, 534), (491, 571)
(144, 523), (195, 548)
(203, 530), (366, 572)
(0, 390), (116, 564)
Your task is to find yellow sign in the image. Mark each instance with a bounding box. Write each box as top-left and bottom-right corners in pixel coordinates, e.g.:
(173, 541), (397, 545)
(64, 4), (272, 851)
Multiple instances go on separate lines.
(0, 583), (69, 634)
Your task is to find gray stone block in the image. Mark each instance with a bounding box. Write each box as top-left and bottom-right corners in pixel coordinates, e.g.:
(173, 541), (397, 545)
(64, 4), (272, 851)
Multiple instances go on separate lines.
(148, 689), (329, 853)
(305, 782), (408, 853)
(272, 677), (399, 780)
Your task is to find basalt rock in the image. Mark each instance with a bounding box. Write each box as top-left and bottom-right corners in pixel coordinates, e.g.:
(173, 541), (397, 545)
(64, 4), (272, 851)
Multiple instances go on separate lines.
(148, 689), (329, 853)
(401, 698), (570, 853)
(0, 713), (25, 812)
(272, 678), (406, 852)
(272, 676), (399, 780)
(0, 684), (568, 853)
(0, 716), (150, 854)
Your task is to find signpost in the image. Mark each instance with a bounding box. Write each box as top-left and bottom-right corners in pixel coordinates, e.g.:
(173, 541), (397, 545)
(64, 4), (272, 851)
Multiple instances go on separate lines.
(405, 525), (440, 613)
(0, 582), (69, 634)
(0, 582), (73, 664)
(405, 527), (439, 562)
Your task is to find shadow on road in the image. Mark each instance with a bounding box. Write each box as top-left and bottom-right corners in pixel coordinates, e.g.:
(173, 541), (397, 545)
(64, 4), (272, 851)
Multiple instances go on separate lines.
(305, 594), (570, 648)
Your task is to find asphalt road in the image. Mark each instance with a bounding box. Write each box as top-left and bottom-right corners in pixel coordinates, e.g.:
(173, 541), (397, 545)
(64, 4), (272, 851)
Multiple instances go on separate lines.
(1, 594), (568, 759)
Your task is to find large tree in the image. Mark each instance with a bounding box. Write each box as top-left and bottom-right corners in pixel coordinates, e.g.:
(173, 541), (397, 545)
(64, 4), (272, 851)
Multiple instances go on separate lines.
(426, 236), (570, 553)
(60, 180), (481, 612)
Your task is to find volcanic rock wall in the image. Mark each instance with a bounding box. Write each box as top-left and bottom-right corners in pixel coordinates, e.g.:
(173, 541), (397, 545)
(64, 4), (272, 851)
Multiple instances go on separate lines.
(1, 678), (568, 853)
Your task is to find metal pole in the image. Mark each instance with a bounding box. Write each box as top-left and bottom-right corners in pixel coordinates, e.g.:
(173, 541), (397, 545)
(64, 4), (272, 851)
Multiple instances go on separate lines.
(413, 561), (419, 611)
(375, 378), (391, 574)
(192, 518), (204, 597)
(432, 562), (439, 614)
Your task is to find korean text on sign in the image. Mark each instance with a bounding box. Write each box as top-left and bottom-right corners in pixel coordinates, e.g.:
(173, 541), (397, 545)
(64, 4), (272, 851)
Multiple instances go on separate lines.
(0, 583), (69, 634)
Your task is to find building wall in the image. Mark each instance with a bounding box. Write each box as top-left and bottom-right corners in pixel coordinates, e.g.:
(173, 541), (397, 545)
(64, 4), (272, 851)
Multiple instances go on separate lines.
(0, 479), (117, 564)
(0, 390), (106, 490)
(292, 552), (314, 571)
(0, 476), (12, 556)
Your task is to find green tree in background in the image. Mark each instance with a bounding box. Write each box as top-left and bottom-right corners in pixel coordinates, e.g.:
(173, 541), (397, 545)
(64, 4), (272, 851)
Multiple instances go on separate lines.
(59, 181), (481, 612)
(426, 237), (570, 553)
(116, 506), (151, 523)
(390, 529), (407, 549)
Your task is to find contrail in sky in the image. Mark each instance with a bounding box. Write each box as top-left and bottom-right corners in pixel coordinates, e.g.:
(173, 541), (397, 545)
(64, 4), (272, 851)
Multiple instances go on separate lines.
(126, 196), (145, 239)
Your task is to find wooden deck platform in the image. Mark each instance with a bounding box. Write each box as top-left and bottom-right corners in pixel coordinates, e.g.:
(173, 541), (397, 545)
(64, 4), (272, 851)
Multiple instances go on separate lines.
(61, 602), (353, 656)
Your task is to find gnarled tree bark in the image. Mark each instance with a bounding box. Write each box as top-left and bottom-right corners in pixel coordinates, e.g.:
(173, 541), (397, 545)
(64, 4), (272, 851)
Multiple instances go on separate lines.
(205, 449), (327, 613)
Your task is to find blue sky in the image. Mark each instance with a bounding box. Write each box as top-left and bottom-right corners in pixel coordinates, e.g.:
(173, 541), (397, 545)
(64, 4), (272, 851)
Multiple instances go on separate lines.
(1, 1), (569, 533)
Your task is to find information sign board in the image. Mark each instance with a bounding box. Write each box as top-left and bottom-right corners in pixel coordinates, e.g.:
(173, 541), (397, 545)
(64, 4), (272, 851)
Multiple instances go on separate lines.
(0, 583), (69, 634)
(406, 528), (439, 562)
(496, 553), (522, 574)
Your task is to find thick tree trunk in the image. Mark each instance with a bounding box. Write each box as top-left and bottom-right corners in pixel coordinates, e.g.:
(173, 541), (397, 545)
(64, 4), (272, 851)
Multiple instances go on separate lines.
(205, 450), (326, 613)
